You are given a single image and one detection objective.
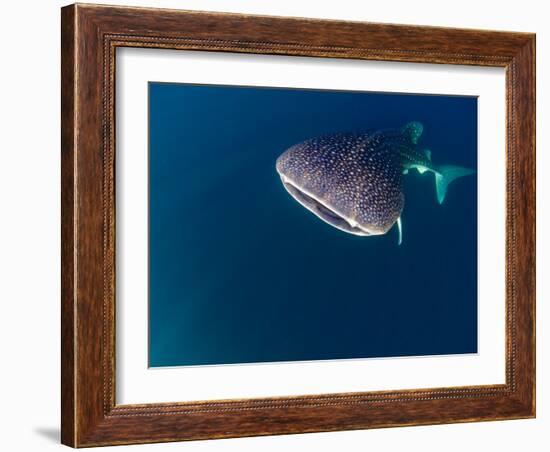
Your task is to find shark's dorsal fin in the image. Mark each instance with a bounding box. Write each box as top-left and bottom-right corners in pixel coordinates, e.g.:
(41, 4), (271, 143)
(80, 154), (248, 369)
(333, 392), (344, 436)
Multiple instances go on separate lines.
(402, 121), (423, 145)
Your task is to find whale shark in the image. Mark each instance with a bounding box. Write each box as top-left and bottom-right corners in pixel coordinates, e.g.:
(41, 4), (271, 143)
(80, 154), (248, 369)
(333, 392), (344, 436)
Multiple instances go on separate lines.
(275, 122), (474, 244)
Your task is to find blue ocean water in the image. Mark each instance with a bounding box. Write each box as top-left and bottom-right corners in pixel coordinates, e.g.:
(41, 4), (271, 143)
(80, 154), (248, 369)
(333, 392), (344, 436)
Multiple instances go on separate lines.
(148, 82), (478, 367)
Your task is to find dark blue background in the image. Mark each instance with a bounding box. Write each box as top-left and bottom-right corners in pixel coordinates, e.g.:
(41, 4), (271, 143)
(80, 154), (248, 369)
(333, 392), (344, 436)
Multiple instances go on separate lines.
(148, 82), (478, 367)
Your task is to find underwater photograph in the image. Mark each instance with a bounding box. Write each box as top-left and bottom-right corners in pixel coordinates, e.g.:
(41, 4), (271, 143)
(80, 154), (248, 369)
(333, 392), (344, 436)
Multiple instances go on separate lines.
(148, 82), (478, 368)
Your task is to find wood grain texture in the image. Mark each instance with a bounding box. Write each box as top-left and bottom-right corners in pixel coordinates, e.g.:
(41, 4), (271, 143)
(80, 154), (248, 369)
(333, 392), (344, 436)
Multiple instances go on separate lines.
(61, 3), (536, 447)
(60, 5), (76, 446)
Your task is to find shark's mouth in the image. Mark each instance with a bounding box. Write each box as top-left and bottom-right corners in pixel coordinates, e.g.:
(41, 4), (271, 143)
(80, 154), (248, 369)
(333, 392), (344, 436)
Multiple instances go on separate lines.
(279, 176), (377, 236)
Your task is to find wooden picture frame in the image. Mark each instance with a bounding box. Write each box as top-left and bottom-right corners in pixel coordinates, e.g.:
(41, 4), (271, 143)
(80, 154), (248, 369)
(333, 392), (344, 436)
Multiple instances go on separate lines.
(61, 3), (535, 447)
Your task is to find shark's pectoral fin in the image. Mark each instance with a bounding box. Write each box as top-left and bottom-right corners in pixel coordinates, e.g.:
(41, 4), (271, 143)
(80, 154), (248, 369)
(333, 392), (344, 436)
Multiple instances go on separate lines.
(435, 165), (475, 204)
(396, 216), (403, 246)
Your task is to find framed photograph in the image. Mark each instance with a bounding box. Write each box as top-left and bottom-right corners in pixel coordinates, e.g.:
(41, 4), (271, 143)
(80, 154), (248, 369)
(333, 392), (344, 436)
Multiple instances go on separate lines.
(61, 3), (535, 447)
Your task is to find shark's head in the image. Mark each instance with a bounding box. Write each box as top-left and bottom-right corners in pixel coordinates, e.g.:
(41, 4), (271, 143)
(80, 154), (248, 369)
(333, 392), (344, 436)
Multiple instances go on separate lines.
(276, 132), (404, 237)
(276, 172), (382, 236)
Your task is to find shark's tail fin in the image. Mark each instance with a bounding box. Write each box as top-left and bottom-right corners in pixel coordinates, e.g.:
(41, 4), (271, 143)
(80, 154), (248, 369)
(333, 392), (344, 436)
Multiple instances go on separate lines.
(434, 165), (475, 204)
